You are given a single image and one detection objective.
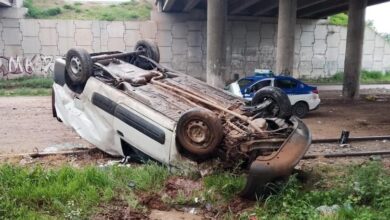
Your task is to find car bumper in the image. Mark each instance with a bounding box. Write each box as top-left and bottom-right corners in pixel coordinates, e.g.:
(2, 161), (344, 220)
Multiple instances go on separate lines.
(240, 116), (311, 198)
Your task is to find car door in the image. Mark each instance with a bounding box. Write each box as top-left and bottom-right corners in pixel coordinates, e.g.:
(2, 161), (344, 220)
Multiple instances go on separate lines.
(274, 78), (299, 94)
(243, 79), (272, 100)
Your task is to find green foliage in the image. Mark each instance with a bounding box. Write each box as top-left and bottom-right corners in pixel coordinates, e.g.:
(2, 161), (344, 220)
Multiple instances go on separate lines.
(24, 0), (151, 21)
(108, 162), (169, 192)
(0, 163), (169, 218)
(306, 70), (390, 84)
(63, 4), (75, 10)
(0, 76), (53, 89)
(204, 172), (245, 201)
(24, 0), (62, 19)
(0, 76), (53, 96)
(329, 13), (349, 26)
(239, 162), (390, 219)
(0, 165), (114, 219)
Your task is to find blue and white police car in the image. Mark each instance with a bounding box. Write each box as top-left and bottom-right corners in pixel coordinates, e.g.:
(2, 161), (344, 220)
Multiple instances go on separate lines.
(226, 70), (320, 118)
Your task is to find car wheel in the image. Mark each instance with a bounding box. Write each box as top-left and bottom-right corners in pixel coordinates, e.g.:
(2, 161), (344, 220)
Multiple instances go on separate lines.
(134, 40), (160, 63)
(176, 108), (223, 157)
(292, 102), (309, 118)
(251, 86), (292, 119)
(65, 48), (92, 93)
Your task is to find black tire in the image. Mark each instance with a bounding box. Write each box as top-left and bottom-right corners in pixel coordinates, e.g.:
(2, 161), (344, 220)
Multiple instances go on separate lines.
(252, 86), (292, 119)
(65, 48), (92, 93)
(134, 40), (160, 63)
(292, 101), (309, 118)
(176, 108), (223, 157)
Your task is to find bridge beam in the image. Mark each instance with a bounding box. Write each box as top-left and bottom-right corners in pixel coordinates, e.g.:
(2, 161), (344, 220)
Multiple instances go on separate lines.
(183, 0), (201, 12)
(162, 0), (176, 12)
(275, 0), (297, 75)
(343, 0), (367, 100)
(206, 0), (227, 88)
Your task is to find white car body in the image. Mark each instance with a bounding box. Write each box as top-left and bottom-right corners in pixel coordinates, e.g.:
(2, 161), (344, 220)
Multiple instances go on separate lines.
(227, 79), (321, 111)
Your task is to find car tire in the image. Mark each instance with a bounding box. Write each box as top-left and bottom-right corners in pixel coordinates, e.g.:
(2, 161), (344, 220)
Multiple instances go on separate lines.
(176, 108), (223, 157)
(134, 40), (160, 63)
(292, 101), (309, 118)
(251, 86), (292, 119)
(65, 48), (92, 93)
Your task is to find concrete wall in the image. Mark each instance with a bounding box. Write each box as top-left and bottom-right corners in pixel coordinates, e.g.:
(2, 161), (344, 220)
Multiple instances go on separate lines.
(1, 12), (390, 80)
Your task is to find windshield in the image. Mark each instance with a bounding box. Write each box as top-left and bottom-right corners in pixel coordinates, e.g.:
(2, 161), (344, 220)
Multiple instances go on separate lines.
(237, 79), (253, 89)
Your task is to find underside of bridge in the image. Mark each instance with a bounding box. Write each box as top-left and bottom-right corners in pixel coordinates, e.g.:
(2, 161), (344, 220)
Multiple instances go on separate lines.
(157, 0), (390, 100)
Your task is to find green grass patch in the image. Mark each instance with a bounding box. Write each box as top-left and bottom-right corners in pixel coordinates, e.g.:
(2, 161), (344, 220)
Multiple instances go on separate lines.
(0, 163), (169, 219)
(304, 70), (390, 84)
(329, 13), (349, 26)
(0, 76), (53, 96)
(24, 0), (152, 21)
(238, 162), (390, 219)
(0, 161), (388, 219)
(204, 172), (246, 202)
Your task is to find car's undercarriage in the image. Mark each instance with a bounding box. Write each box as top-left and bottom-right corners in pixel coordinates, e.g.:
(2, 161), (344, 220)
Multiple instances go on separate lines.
(53, 40), (311, 198)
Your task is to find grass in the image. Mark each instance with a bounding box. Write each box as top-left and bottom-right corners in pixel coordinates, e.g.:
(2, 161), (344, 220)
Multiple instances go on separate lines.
(329, 13), (349, 26)
(0, 163), (169, 219)
(24, 0), (152, 21)
(0, 76), (53, 96)
(1, 161), (388, 219)
(304, 70), (390, 84)
(238, 162), (390, 219)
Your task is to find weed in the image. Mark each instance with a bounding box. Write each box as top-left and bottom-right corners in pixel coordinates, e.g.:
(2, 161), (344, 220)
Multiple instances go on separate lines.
(305, 70), (390, 84)
(0, 165), (115, 219)
(239, 162), (390, 219)
(329, 13), (348, 26)
(24, 0), (62, 18)
(0, 76), (53, 96)
(63, 4), (75, 10)
(204, 172), (245, 201)
(24, 0), (151, 21)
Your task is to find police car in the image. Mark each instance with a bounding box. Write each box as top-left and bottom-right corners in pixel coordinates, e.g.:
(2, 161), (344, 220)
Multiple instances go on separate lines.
(226, 70), (320, 118)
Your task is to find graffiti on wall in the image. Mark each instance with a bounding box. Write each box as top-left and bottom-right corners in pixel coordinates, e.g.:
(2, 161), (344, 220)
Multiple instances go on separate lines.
(0, 55), (57, 78)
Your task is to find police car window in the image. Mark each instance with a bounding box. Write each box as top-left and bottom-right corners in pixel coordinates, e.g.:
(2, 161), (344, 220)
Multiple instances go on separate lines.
(251, 80), (271, 92)
(238, 79), (253, 89)
(275, 79), (297, 89)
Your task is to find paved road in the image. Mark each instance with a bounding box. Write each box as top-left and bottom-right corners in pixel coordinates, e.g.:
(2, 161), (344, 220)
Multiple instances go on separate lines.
(316, 84), (390, 91)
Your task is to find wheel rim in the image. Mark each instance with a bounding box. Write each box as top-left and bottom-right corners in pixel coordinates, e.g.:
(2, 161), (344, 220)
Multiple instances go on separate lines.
(185, 120), (211, 148)
(70, 56), (82, 76)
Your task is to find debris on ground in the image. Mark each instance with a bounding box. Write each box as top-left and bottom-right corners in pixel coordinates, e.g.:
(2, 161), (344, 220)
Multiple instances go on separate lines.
(316, 204), (340, 216)
(149, 210), (203, 220)
(165, 177), (202, 198)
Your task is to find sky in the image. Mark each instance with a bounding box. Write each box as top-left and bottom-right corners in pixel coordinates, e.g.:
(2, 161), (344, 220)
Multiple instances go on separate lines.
(366, 2), (390, 34)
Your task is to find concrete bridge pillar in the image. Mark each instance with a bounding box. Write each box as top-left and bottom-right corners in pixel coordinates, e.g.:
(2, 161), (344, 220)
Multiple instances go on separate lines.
(276, 0), (297, 75)
(343, 0), (367, 100)
(206, 0), (227, 88)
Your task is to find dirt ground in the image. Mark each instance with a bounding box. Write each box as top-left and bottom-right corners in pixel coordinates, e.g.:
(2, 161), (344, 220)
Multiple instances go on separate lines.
(0, 96), (92, 155)
(303, 90), (390, 139)
(0, 92), (389, 155)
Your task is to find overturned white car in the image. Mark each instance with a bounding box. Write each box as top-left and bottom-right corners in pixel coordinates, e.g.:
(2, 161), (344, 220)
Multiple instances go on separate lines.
(52, 40), (311, 198)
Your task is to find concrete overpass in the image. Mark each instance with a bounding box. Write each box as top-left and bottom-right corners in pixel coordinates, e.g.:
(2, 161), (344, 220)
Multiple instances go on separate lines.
(156, 0), (390, 100)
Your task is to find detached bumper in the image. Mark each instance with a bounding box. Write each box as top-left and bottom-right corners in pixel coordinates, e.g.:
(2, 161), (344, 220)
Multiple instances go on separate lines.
(241, 116), (312, 198)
